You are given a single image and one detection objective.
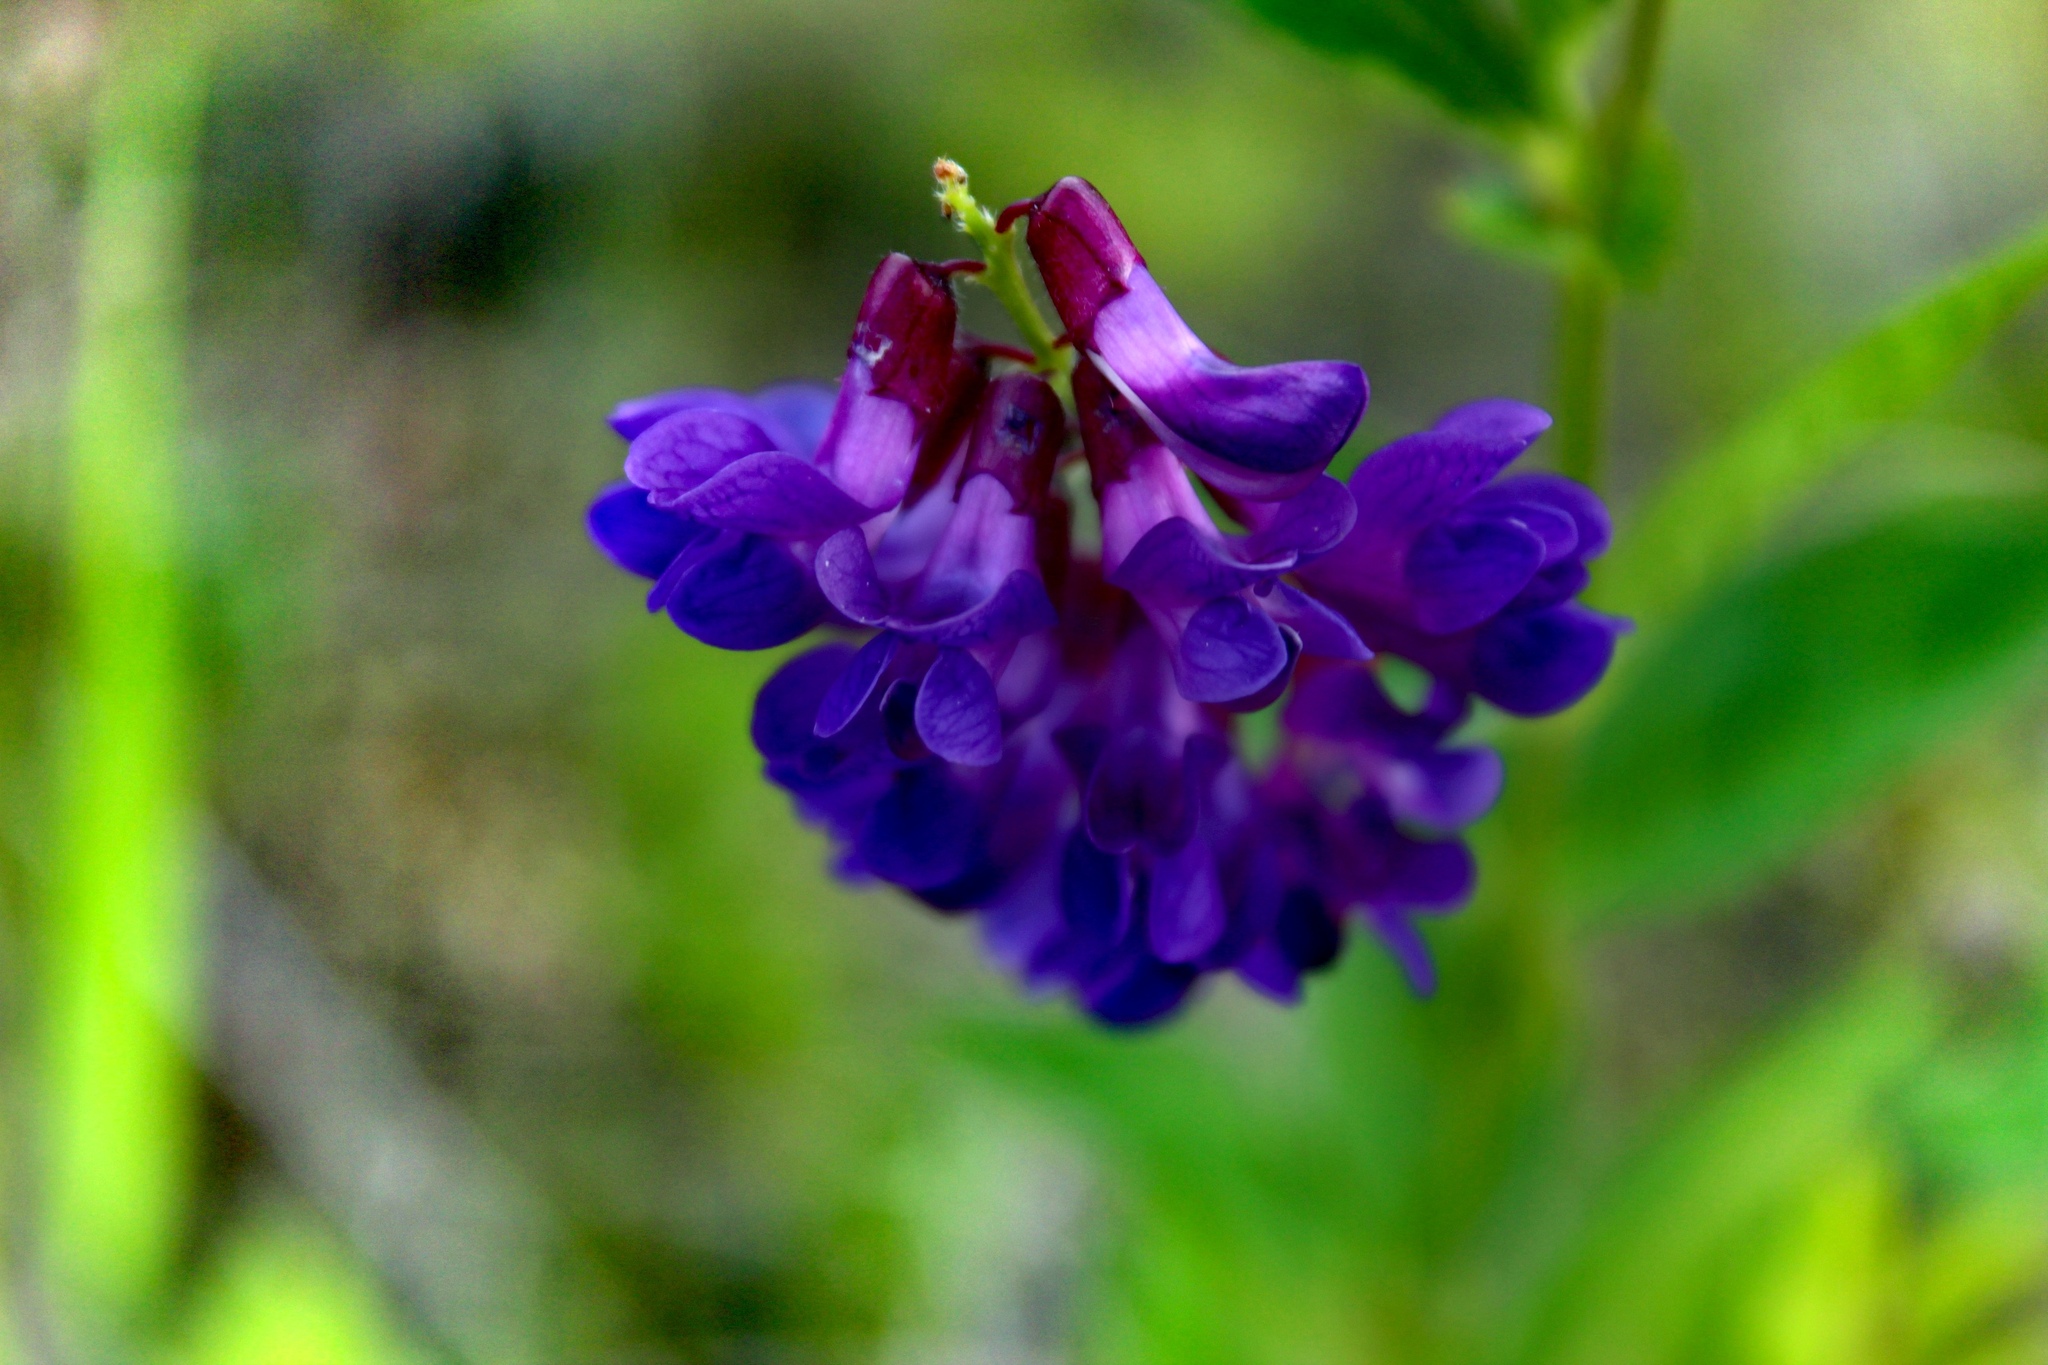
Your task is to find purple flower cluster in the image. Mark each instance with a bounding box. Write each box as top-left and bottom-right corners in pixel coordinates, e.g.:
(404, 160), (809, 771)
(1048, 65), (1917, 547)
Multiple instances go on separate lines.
(589, 175), (1625, 1024)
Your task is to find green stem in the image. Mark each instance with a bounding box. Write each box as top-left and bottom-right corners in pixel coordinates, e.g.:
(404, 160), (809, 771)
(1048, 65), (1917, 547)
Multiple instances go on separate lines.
(45, 0), (212, 1342)
(1549, 0), (1671, 487)
(1554, 257), (1613, 487)
(935, 164), (1070, 376)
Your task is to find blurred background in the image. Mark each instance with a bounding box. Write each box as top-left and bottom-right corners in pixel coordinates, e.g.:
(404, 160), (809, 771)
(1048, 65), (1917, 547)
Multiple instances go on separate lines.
(2, 0), (2046, 1360)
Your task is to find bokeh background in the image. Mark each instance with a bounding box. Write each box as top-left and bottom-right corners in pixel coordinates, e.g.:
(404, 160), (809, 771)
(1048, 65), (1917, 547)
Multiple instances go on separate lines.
(3, 0), (2047, 1361)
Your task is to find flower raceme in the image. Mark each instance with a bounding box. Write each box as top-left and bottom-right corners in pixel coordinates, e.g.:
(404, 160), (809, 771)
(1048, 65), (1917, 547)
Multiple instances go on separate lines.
(587, 167), (1623, 1025)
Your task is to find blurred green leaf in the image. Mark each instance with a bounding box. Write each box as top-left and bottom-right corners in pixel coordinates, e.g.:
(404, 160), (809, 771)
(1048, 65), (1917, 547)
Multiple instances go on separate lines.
(1599, 217), (2048, 627)
(1508, 954), (1937, 1365)
(1601, 121), (1685, 290)
(1445, 177), (1580, 274)
(1232, 0), (1545, 123)
(176, 1201), (429, 1365)
(1516, 0), (1619, 47)
(1566, 495), (2048, 921)
(44, 1), (212, 1338)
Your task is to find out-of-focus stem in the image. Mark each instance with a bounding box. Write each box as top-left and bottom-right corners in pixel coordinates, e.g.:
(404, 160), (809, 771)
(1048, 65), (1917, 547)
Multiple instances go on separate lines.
(44, 0), (212, 1340)
(1554, 258), (1613, 487)
(1548, 0), (1671, 488)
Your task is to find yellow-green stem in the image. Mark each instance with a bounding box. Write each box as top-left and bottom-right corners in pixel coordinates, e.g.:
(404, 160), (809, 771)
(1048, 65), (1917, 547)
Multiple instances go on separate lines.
(935, 164), (1071, 377)
(1554, 258), (1613, 487)
(45, 0), (213, 1341)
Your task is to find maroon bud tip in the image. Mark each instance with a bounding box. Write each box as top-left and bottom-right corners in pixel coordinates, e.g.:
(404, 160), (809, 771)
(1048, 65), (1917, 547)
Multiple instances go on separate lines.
(994, 198), (1036, 234)
(932, 258), (986, 276)
(1024, 177), (1144, 339)
(960, 338), (1040, 367)
(851, 253), (962, 418)
(963, 371), (1065, 515)
(1071, 357), (1152, 493)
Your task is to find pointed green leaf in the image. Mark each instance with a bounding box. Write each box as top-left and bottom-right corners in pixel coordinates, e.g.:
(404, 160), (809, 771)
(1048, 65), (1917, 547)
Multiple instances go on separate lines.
(1566, 495), (2048, 922)
(1599, 218), (2048, 627)
(1232, 0), (1544, 124)
(1510, 955), (1937, 1365)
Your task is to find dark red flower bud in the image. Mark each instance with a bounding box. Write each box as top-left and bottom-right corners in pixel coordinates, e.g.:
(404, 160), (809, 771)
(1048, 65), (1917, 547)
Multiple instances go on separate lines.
(851, 253), (961, 419)
(1023, 177), (1144, 339)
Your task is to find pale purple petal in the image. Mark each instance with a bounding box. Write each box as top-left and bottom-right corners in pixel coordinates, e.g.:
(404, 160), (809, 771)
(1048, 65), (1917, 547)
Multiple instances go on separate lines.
(1403, 516), (1548, 634)
(1240, 475), (1357, 563)
(915, 648), (1004, 766)
(1148, 837), (1227, 963)
(1092, 270), (1367, 501)
(893, 572), (1058, 649)
(814, 527), (888, 625)
(1109, 517), (1286, 602)
(750, 382), (839, 460)
(673, 450), (875, 538)
(815, 631), (899, 738)
(1263, 584), (1370, 661)
(587, 483), (708, 579)
(625, 409), (780, 502)
(665, 533), (825, 651)
(1173, 596), (1290, 703)
(1380, 748), (1504, 830)
(1469, 603), (1626, 717)
(609, 387), (763, 442)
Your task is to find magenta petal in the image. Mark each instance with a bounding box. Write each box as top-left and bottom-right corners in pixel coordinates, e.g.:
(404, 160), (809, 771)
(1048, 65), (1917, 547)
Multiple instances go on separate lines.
(673, 451), (875, 538)
(1093, 270), (1367, 500)
(626, 409), (780, 502)
(814, 527), (888, 624)
(816, 631), (899, 738)
(1148, 838), (1227, 963)
(1110, 517), (1287, 601)
(1403, 516), (1548, 634)
(915, 648), (1004, 766)
(1173, 596), (1290, 703)
(1264, 584), (1369, 660)
(1241, 475), (1357, 563)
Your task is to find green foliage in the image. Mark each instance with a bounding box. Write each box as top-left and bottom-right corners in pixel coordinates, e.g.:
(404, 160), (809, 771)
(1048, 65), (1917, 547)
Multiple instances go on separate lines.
(43, 1), (212, 1338)
(1232, 0), (1547, 123)
(1600, 218), (2048, 626)
(1600, 120), (1685, 290)
(1567, 494), (2048, 920)
(1508, 956), (1937, 1365)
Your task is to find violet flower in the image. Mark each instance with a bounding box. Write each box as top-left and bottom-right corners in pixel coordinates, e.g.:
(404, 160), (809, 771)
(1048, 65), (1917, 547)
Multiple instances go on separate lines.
(1296, 400), (1629, 716)
(588, 165), (1624, 1026)
(1017, 177), (1368, 500)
